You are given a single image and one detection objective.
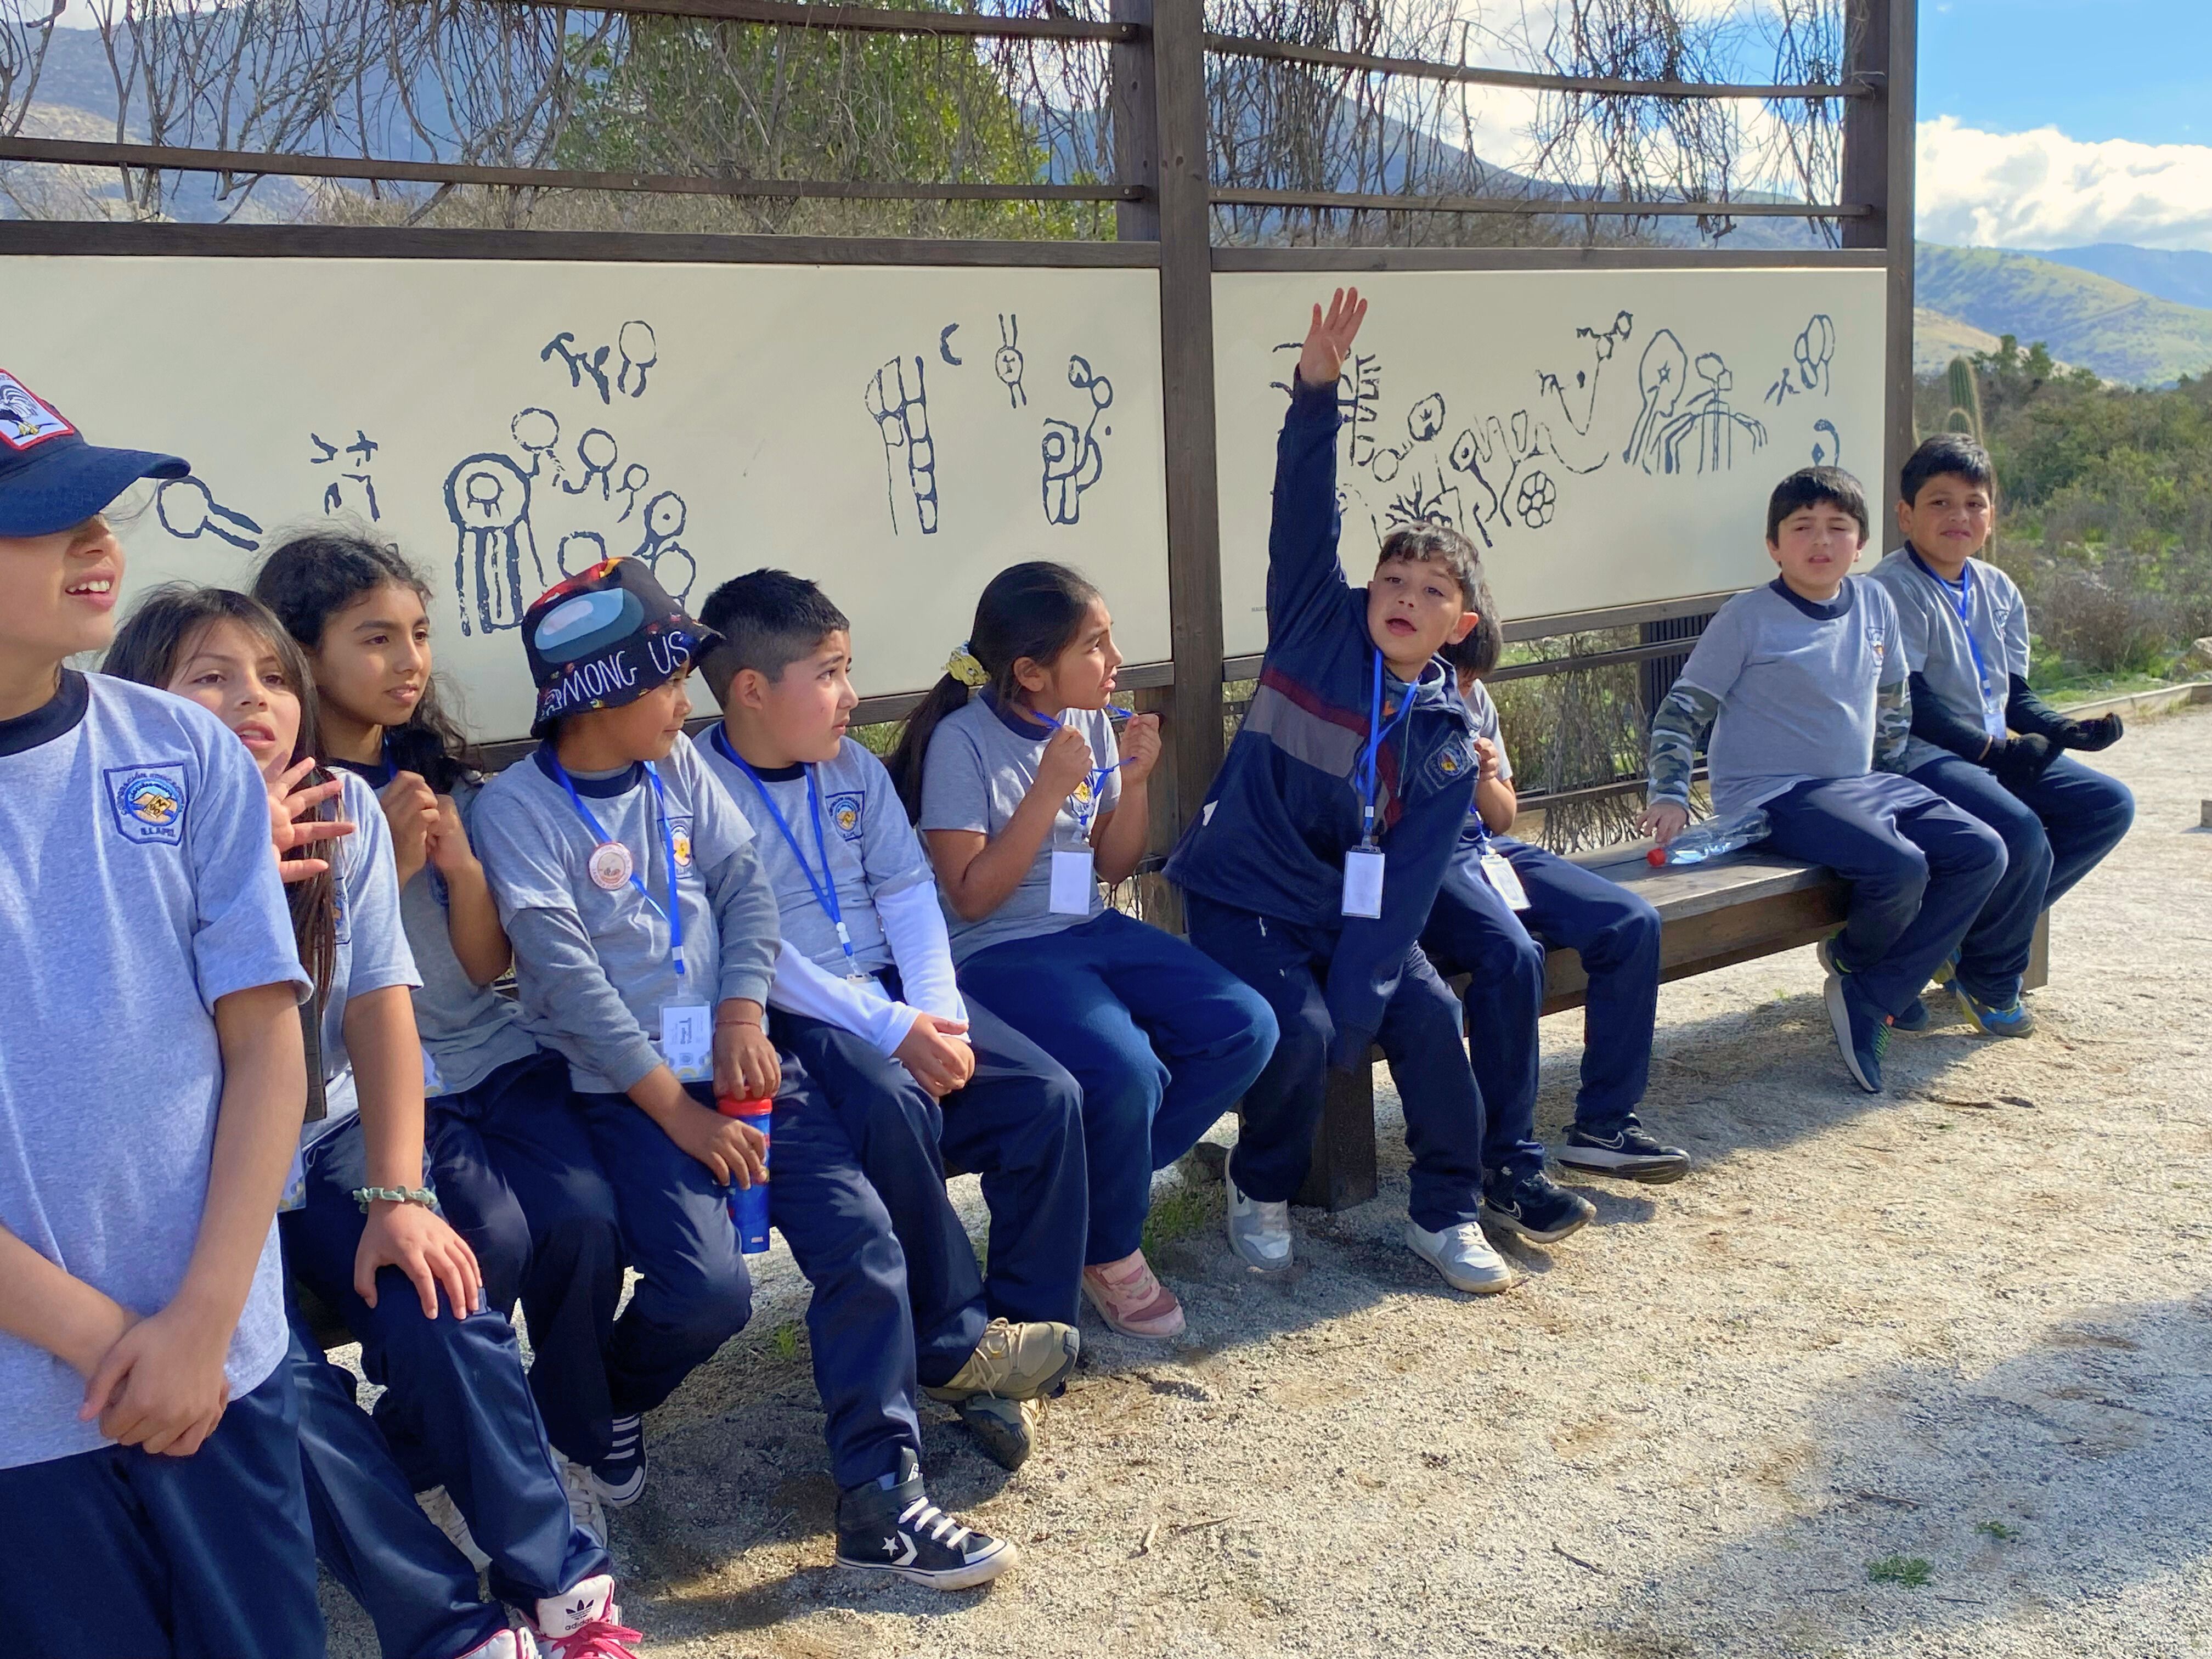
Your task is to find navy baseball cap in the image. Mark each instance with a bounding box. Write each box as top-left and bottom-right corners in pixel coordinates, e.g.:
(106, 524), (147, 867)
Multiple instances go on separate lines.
(523, 556), (720, 738)
(0, 369), (189, 538)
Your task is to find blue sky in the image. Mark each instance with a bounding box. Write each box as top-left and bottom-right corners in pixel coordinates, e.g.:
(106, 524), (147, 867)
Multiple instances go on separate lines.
(1920, 0), (2210, 147)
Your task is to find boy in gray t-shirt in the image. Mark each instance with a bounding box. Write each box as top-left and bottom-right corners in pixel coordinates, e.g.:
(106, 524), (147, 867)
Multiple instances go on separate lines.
(1642, 466), (2005, 1094)
(1868, 434), (2135, 1033)
(693, 567), (1077, 1561)
(0, 391), (323, 1658)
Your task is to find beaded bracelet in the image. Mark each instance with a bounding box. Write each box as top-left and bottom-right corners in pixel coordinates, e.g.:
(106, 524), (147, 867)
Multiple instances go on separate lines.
(351, 1185), (441, 1214)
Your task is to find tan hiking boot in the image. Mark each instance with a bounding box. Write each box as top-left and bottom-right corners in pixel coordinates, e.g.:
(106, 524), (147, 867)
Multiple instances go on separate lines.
(922, 1318), (1079, 1404)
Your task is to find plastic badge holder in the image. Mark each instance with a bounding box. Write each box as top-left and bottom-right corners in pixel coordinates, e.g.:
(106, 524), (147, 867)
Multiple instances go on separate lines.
(718, 1094), (774, 1253)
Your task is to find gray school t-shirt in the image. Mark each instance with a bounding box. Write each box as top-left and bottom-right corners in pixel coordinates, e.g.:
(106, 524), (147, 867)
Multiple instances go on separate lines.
(306, 769), (422, 1146)
(1674, 576), (1903, 816)
(476, 738), (778, 1095)
(0, 674), (308, 1469)
(1870, 548), (2031, 773)
(1461, 680), (1514, 784)
(403, 776), (538, 1099)
(918, 695), (1122, 965)
(693, 729), (932, 979)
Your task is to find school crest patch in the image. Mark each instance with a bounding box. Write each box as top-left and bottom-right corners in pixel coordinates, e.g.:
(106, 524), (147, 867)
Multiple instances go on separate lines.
(827, 792), (865, 842)
(105, 762), (188, 845)
(1424, 738), (1475, 791)
(1067, 776), (1096, 817)
(668, 816), (695, 868)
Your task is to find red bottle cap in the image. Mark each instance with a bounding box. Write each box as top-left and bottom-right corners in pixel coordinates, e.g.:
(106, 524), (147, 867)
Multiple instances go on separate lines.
(716, 1095), (774, 1119)
(1646, 847), (1667, 867)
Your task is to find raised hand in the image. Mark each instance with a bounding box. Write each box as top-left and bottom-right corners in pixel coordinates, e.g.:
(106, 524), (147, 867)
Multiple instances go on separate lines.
(1117, 712), (1163, 785)
(1298, 286), (1368, 391)
(268, 757), (355, 883)
(380, 770), (442, 887)
(1035, 723), (1096, 802)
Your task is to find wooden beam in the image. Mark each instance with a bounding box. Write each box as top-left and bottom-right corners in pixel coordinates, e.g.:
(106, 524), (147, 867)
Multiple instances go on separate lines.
(0, 135), (1141, 204)
(1214, 245), (1888, 273)
(1212, 186), (1870, 219)
(1204, 33), (1874, 100)
(1842, 0), (1917, 499)
(491, 0), (1136, 39)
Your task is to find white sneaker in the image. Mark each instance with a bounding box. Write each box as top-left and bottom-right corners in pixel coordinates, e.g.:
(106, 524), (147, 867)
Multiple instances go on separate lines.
(417, 1485), (492, 1571)
(1224, 1160), (1293, 1272)
(456, 1630), (541, 1659)
(560, 1455), (610, 1548)
(1404, 1218), (1517, 1295)
(532, 1575), (640, 1658)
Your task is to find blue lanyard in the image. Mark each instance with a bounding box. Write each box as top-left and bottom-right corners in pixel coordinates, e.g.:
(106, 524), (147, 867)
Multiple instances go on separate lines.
(1355, 652), (1418, 846)
(549, 755), (690, 984)
(712, 726), (859, 977)
(1909, 548), (1996, 698)
(1019, 705), (1126, 835)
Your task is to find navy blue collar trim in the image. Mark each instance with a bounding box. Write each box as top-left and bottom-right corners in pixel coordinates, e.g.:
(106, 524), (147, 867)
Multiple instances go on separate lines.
(979, 687), (1055, 740)
(708, 722), (803, 781)
(0, 668), (88, 757)
(533, 742), (644, 797)
(331, 754), (396, 789)
(1769, 575), (1854, 622)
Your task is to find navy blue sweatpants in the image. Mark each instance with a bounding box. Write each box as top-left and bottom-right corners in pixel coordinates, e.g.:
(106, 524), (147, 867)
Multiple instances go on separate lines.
(280, 1116), (607, 1613)
(1760, 773), (2007, 1018)
(1909, 752), (2135, 1005)
(285, 1317), (505, 1659)
(776, 990), (1087, 1339)
(1184, 894), (1486, 1233)
(1421, 835), (1662, 1172)
(408, 1049), (625, 1469)
(958, 910), (1278, 1265)
(567, 1085), (759, 1443)
(0, 1364), (325, 1659)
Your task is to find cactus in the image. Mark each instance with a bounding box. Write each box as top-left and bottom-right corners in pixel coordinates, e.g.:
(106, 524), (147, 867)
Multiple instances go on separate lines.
(1944, 355), (1986, 444)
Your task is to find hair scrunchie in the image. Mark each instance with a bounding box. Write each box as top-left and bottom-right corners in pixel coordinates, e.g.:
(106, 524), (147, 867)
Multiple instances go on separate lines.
(945, 642), (990, 689)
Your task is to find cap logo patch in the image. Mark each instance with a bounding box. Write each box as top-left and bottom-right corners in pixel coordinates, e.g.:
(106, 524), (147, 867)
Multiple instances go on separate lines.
(105, 762), (188, 845)
(0, 370), (78, 452)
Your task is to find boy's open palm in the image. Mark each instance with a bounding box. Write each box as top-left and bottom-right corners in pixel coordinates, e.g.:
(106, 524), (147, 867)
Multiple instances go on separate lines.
(1299, 286), (1367, 391)
(81, 1304), (231, 1457)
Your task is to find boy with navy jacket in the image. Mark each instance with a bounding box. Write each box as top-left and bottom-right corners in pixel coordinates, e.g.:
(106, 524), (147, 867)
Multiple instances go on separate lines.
(1641, 467), (2007, 1094)
(693, 568), (1084, 1482)
(1169, 290), (1525, 1296)
(479, 558), (1022, 1592)
(0, 381), (326, 1656)
(1421, 616), (1690, 1204)
(1867, 435), (2133, 1035)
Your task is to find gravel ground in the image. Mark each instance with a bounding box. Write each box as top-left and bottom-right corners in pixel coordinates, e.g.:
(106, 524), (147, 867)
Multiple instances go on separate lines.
(328, 706), (2212, 1659)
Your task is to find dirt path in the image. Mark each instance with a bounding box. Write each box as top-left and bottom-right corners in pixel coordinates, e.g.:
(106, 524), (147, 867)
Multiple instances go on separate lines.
(328, 707), (2212, 1659)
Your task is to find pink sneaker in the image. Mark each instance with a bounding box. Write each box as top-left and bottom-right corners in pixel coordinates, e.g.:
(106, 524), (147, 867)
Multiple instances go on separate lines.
(1081, 1250), (1186, 1339)
(532, 1576), (641, 1658)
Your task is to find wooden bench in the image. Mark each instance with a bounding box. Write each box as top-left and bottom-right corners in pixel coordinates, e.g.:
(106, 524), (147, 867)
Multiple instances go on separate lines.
(1293, 846), (2050, 1211)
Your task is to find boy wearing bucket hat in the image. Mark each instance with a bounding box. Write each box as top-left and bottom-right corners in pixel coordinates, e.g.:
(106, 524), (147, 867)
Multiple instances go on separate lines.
(0, 371), (330, 1656)
(476, 558), (1020, 1590)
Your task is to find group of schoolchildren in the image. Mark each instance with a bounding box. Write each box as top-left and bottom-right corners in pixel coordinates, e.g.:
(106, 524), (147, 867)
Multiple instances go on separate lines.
(0, 287), (2136, 1658)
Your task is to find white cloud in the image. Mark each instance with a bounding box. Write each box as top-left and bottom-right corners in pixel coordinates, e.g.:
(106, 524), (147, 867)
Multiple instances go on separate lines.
(1917, 115), (2212, 251)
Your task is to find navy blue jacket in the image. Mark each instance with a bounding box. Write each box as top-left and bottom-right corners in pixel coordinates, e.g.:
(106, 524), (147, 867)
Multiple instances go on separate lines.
(1166, 375), (1479, 1066)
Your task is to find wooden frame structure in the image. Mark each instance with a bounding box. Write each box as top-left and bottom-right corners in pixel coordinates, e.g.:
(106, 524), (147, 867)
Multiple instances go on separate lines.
(1, 0), (1917, 846)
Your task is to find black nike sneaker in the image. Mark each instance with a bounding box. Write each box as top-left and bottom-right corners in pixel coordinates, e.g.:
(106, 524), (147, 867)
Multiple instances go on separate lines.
(1556, 1116), (1692, 1183)
(1479, 1168), (1596, 1244)
(834, 1448), (1018, 1590)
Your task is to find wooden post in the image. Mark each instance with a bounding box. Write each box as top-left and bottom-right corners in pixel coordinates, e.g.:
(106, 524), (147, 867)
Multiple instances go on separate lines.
(1122, 0), (1226, 845)
(1842, 0), (1918, 503)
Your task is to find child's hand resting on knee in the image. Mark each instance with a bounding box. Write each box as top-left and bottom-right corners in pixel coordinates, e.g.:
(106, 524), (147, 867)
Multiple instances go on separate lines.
(895, 1013), (975, 1099)
(357, 1198), (484, 1319)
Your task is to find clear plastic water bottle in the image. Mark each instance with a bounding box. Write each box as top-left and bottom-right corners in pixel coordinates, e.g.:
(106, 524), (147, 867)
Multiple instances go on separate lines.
(1647, 808), (1771, 867)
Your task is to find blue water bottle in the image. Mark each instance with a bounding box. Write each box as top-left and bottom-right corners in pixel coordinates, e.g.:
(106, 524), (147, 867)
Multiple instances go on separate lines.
(718, 1094), (773, 1254)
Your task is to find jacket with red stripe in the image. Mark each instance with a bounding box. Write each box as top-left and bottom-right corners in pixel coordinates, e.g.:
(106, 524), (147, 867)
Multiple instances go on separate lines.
(1166, 373), (1479, 1065)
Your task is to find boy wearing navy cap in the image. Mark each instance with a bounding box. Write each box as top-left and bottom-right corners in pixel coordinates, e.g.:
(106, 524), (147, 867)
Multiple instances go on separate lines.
(1869, 435), (2134, 1035)
(0, 371), (328, 1656)
(477, 558), (1020, 1590)
(1168, 292), (1522, 1295)
(696, 568), (1085, 1477)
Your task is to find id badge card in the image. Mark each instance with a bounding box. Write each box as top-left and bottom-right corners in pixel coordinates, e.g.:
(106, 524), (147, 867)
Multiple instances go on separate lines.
(658, 999), (713, 1083)
(1479, 850), (1532, 912)
(1342, 847), (1385, 918)
(1049, 848), (1096, 915)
